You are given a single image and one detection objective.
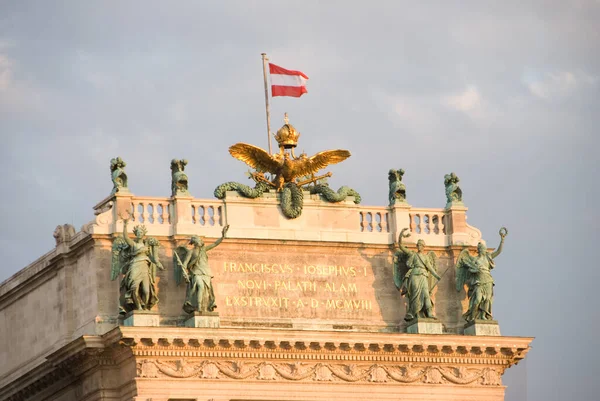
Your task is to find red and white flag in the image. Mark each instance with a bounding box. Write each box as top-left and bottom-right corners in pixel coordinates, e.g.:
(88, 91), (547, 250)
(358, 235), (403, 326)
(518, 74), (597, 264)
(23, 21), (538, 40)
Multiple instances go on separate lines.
(269, 63), (309, 98)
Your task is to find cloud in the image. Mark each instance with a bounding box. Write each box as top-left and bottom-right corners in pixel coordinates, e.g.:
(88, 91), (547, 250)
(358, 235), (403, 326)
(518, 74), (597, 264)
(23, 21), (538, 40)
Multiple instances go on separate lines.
(526, 70), (599, 99)
(443, 85), (481, 114)
(0, 54), (13, 91)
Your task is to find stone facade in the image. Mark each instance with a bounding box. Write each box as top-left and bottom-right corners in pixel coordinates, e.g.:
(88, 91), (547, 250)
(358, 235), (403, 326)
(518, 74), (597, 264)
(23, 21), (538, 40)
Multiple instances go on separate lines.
(0, 191), (532, 401)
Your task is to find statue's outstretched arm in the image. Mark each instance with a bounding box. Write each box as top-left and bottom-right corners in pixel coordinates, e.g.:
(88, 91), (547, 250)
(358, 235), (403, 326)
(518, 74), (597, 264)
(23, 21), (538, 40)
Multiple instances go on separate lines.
(491, 228), (507, 259)
(122, 219), (134, 247)
(206, 224), (230, 251)
(397, 228), (411, 255)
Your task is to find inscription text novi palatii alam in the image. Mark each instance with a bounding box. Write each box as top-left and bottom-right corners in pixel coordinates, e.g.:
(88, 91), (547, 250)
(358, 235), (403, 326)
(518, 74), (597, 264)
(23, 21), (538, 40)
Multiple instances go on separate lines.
(222, 261), (373, 311)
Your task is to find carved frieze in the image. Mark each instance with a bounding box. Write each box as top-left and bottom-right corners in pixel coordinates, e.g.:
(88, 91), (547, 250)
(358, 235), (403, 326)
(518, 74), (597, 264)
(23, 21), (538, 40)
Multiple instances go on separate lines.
(136, 359), (503, 386)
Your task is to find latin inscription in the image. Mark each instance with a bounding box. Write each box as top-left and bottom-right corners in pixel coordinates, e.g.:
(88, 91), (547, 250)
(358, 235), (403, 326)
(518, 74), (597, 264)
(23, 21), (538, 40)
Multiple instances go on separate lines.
(222, 261), (372, 312)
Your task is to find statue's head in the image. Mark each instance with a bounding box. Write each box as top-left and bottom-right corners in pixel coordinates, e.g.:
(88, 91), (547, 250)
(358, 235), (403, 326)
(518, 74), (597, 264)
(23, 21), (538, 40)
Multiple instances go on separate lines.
(110, 156), (126, 172)
(477, 241), (487, 255)
(416, 239), (426, 252)
(190, 235), (204, 247)
(132, 225), (147, 239)
(170, 159), (188, 173)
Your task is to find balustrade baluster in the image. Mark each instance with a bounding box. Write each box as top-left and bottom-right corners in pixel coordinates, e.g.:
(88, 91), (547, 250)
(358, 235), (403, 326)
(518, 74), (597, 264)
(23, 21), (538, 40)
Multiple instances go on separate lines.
(161, 203), (169, 224)
(130, 202), (137, 222)
(208, 206), (215, 226)
(200, 206), (206, 226)
(217, 206), (223, 226)
(375, 213), (382, 232)
(148, 204), (156, 224)
(190, 205), (196, 224)
(141, 203), (149, 223)
(380, 213), (387, 232)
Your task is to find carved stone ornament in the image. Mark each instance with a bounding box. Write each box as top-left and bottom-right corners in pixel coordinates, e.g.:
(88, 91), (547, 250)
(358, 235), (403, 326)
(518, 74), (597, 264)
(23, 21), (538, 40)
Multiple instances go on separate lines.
(53, 224), (76, 245)
(135, 359), (503, 386)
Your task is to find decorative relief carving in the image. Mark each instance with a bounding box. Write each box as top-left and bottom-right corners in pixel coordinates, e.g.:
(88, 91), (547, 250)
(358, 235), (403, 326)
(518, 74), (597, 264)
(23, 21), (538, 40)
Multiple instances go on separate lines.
(257, 363), (277, 380)
(135, 359), (503, 386)
(314, 364), (334, 381)
(53, 224), (76, 245)
(201, 363), (220, 379)
(423, 368), (443, 384)
(368, 365), (388, 382)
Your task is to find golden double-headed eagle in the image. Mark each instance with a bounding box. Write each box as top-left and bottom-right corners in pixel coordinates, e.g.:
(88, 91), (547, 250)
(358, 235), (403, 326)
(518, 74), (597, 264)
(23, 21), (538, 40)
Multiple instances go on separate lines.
(229, 115), (351, 191)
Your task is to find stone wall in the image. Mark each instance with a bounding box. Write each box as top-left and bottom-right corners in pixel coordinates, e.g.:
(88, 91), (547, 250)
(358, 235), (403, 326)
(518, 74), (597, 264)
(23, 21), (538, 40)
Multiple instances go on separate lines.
(0, 191), (484, 393)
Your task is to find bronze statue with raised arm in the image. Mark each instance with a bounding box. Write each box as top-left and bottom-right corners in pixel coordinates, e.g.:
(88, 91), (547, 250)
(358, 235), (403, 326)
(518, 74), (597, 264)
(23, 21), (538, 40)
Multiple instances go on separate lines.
(456, 227), (508, 322)
(111, 219), (164, 314)
(393, 228), (441, 321)
(174, 225), (230, 314)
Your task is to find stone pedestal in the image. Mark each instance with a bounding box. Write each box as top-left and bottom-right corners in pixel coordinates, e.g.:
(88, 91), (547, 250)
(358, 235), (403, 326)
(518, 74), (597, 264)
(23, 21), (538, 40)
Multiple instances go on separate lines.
(405, 318), (443, 334)
(464, 320), (501, 336)
(184, 312), (220, 328)
(122, 311), (160, 327)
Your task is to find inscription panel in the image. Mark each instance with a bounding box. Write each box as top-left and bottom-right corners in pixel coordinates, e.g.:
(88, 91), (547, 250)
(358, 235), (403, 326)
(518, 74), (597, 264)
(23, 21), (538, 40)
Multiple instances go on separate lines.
(222, 261), (373, 312)
(208, 243), (401, 323)
(160, 241), (459, 330)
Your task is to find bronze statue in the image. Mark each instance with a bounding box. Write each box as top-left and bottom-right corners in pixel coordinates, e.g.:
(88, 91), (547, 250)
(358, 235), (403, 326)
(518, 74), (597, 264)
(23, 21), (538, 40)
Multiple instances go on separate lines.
(111, 219), (164, 315)
(218, 114), (359, 219)
(456, 227), (507, 322)
(388, 169), (406, 205)
(110, 157), (128, 194)
(393, 228), (441, 321)
(171, 159), (190, 196)
(444, 172), (462, 206)
(228, 114), (350, 191)
(174, 225), (230, 313)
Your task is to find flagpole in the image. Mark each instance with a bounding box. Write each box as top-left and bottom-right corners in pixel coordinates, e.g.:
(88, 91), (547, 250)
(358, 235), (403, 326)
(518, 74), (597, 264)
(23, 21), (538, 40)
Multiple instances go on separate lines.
(261, 53), (273, 154)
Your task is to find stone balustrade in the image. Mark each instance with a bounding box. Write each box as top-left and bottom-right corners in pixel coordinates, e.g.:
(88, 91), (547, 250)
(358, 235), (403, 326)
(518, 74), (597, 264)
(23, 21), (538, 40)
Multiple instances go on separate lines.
(358, 207), (390, 233)
(131, 197), (171, 225)
(83, 191), (482, 247)
(190, 201), (224, 227)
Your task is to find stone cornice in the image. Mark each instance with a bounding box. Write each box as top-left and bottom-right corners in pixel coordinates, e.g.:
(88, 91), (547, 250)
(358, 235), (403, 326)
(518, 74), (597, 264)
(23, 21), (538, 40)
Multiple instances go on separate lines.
(107, 327), (532, 368)
(0, 327), (532, 400)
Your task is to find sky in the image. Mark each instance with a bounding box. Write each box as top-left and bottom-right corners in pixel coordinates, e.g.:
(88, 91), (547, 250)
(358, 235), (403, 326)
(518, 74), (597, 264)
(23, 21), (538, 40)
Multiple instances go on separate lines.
(0, 1), (598, 400)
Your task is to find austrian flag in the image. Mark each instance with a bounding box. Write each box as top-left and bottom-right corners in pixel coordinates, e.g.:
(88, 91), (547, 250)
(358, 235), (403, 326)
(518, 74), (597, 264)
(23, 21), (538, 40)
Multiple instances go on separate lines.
(269, 63), (309, 97)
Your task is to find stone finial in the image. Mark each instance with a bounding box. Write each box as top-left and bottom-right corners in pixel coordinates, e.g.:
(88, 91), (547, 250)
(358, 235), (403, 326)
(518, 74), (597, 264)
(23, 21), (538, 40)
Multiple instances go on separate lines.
(110, 157), (129, 194)
(171, 159), (190, 197)
(53, 224), (76, 246)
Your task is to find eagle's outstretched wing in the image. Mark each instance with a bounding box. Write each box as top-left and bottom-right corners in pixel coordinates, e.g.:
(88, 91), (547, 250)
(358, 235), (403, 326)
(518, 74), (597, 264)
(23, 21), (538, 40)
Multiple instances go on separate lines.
(229, 143), (281, 173)
(293, 149), (351, 177)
